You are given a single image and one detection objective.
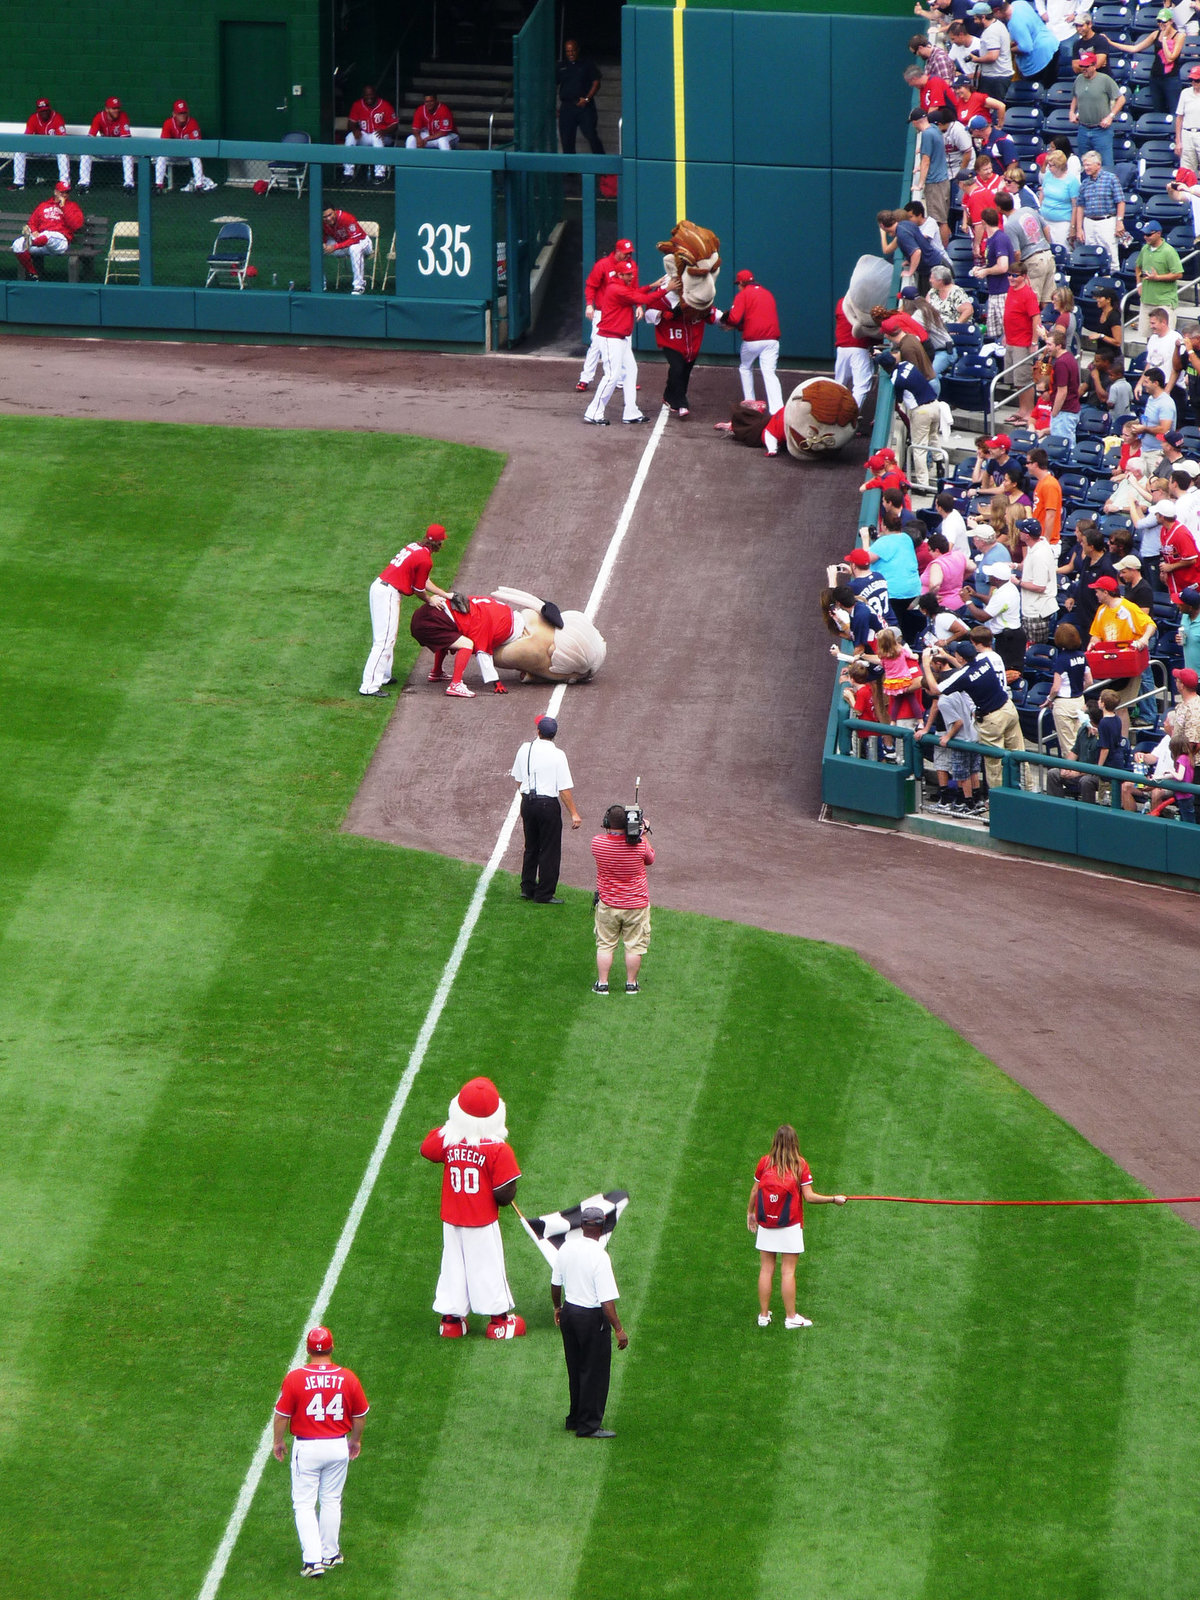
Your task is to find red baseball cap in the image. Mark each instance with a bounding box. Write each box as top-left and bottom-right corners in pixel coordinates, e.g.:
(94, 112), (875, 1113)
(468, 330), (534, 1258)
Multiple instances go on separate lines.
(174, 99), (189, 115)
(985, 433), (1012, 450)
(615, 259), (636, 278)
(36, 98), (50, 111)
(425, 522), (446, 542)
(844, 549), (872, 567)
(1174, 667), (1199, 688)
(866, 448), (897, 469)
(106, 96), (121, 111)
(1190, 64), (1200, 79)
(735, 268), (754, 284)
(1077, 50), (1098, 65)
(54, 181), (70, 193)
(1177, 166), (1198, 185)
(306, 1326), (334, 1354)
(1089, 575), (1120, 593)
(614, 238), (634, 254)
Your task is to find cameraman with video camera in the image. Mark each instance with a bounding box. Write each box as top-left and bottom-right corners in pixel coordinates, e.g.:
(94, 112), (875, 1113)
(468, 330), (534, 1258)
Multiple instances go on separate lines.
(590, 802), (655, 996)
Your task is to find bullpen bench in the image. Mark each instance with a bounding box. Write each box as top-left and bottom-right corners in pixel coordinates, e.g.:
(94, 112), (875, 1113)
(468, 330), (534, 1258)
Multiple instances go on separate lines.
(0, 210), (109, 282)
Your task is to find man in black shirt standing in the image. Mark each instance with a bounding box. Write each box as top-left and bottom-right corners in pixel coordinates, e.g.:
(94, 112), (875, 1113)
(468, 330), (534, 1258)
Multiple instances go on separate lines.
(922, 638), (1026, 793)
(558, 40), (604, 154)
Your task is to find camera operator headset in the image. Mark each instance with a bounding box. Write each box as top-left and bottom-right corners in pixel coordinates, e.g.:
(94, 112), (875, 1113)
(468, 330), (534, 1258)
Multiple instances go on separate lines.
(590, 798), (655, 996)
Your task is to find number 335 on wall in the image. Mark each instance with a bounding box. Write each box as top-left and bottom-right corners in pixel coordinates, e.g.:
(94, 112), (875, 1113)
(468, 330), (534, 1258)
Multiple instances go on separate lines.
(417, 223), (472, 277)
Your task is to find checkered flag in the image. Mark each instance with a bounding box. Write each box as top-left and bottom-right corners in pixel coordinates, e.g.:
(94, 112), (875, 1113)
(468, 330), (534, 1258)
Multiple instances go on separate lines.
(517, 1190), (629, 1269)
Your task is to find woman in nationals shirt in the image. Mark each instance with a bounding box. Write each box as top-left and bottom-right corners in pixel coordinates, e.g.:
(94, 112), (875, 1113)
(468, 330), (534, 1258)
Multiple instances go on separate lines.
(747, 1124), (845, 1329)
(420, 1076), (527, 1338)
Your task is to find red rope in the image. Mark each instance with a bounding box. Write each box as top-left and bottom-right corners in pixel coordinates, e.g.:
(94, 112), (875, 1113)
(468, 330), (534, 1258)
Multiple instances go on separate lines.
(849, 1195), (1200, 1206)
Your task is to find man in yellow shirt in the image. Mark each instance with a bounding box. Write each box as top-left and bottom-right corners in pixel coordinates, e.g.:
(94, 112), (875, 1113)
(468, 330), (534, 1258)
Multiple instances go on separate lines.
(1088, 574), (1156, 729)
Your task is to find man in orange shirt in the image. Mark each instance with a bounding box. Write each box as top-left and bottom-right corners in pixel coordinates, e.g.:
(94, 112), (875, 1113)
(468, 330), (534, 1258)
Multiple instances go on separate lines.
(1027, 448), (1063, 545)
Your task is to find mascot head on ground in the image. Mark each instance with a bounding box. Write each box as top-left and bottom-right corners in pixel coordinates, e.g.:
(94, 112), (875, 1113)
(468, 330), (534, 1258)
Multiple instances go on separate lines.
(441, 1076), (508, 1147)
(657, 220), (721, 313)
(783, 378), (859, 455)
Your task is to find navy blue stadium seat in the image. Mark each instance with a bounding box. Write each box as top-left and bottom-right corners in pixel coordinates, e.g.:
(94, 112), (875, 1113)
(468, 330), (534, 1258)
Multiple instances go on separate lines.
(1179, 426), (1200, 454)
(1006, 79), (1042, 107)
(1008, 427), (1037, 454)
(939, 354), (998, 417)
(1043, 108), (1077, 140)
(1133, 112), (1175, 143)
(1043, 436), (1073, 465)
(1068, 245), (1112, 291)
(1004, 106), (1043, 134)
(1077, 406), (1111, 438)
(1143, 195), (1190, 227)
(1041, 81), (1076, 109)
(1058, 469), (1091, 510)
(1072, 437), (1108, 472)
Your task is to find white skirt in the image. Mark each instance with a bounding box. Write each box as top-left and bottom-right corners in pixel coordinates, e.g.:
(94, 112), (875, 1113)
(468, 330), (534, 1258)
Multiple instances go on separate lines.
(756, 1222), (804, 1254)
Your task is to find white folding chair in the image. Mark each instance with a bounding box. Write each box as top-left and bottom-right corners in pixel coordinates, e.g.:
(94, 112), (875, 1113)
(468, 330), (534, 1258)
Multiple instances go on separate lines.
(104, 220), (140, 283)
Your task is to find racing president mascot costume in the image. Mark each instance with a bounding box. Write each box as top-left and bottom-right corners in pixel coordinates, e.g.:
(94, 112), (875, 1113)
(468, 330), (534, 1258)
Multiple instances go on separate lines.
(420, 1076), (526, 1339)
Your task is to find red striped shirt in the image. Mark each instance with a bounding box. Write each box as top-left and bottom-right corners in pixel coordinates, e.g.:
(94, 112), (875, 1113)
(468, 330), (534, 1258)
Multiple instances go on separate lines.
(591, 831), (655, 908)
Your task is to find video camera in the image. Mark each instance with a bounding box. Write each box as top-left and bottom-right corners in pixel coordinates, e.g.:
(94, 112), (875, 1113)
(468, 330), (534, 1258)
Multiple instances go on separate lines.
(605, 777), (651, 844)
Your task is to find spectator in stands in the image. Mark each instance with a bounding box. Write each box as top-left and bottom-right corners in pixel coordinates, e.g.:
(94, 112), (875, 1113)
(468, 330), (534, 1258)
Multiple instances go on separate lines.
(154, 101), (216, 193)
(841, 657), (885, 750)
(915, 588), (972, 648)
(919, 672), (984, 814)
(322, 207), (374, 296)
(972, 206), (1011, 343)
(1069, 57), (1127, 174)
(928, 264), (975, 327)
(1133, 368), (1178, 467)
(965, 433), (1013, 501)
(406, 92), (460, 151)
(935, 489), (972, 556)
(1175, 68), (1200, 175)
(864, 522), (925, 645)
(78, 97), (134, 193)
(1141, 308), (1187, 398)
(905, 64), (963, 121)
(1001, 260), (1045, 417)
(343, 86), (398, 183)
(845, 545), (900, 630)
(921, 636), (1025, 795)
(558, 40), (605, 155)
(832, 582), (883, 657)
(1048, 134), (1084, 181)
(1049, 285), (1080, 352)
(1084, 284), (1123, 360)
(1126, 10), (1185, 117)
(1069, 15), (1118, 73)
(922, 529), (968, 608)
(997, 462), (1034, 533)
(1002, 163), (1039, 213)
(996, 191), (1056, 304)
(1064, 520), (1119, 629)
(1151, 734), (1195, 821)
(1014, 515), (1059, 641)
(969, 558), (1026, 670)
(1094, 686), (1137, 801)
(1088, 352), (1133, 417)
(905, 291), (957, 378)
(909, 32), (960, 86)
(12, 97), (69, 191)
(910, 107), (953, 244)
(1041, 0), (1084, 73)
(1116, 553), (1154, 612)
(1167, 665), (1200, 745)
(968, 114), (1019, 177)
(873, 349), (943, 490)
(962, 155), (1009, 259)
(1176, 586), (1200, 672)
(1046, 326), (1081, 443)
(1047, 621), (1092, 759)
(1046, 697), (1104, 799)
(1135, 221), (1183, 338)
(965, 3), (1016, 102)
(880, 487), (917, 532)
(878, 207), (947, 293)
(1073, 150), (1126, 273)
(1157, 498), (1200, 601)
(991, 0), (1060, 88)
(875, 627), (925, 732)
(1037, 147), (1080, 248)
(1026, 449), (1063, 544)
(1089, 575), (1157, 729)
(933, 105), (975, 198)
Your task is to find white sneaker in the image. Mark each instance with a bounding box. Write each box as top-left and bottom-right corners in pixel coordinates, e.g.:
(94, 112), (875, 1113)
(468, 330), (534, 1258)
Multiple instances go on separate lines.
(180, 180), (195, 193)
(445, 682), (475, 699)
(784, 1314), (813, 1329)
(757, 1313), (772, 1327)
(352, 285), (365, 295)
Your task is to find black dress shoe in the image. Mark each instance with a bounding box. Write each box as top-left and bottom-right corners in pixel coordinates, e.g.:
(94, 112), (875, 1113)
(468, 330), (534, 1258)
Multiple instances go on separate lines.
(577, 1428), (616, 1438)
(535, 897), (564, 905)
(520, 892), (535, 901)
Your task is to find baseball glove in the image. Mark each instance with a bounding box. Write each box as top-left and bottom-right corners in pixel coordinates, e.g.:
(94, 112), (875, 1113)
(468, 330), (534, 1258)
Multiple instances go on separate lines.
(448, 592), (470, 615)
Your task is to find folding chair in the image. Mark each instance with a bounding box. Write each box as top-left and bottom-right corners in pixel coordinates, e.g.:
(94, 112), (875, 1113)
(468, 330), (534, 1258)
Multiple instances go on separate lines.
(381, 229), (396, 293)
(103, 220), (140, 284)
(266, 131), (311, 197)
(205, 221), (252, 289)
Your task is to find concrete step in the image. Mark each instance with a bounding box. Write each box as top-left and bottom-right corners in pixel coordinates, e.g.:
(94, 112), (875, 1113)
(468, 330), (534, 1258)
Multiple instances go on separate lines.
(416, 61), (514, 81)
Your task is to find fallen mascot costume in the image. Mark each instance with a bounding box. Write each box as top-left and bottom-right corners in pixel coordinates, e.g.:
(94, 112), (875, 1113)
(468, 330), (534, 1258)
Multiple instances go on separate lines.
(411, 587), (606, 695)
(420, 1076), (526, 1338)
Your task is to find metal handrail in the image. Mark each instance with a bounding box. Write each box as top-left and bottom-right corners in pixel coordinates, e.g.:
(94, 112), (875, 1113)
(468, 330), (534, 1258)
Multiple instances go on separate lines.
(617, 115), (622, 156)
(488, 111), (495, 150)
(987, 350), (1041, 429)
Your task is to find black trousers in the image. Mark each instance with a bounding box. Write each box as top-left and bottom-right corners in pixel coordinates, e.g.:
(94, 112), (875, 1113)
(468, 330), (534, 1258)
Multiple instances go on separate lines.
(520, 794), (563, 901)
(559, 102), (605, 154)
(560, 1303), (612, 1435)
(664, 348), (697, 410)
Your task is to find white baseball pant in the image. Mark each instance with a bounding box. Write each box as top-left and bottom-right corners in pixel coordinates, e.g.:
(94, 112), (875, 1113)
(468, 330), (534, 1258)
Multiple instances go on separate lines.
(344, 130), (386, 179)
(12, 150), (70, 186)
(405, 133), (460, 151)
(1082, 215), (1119, 272)
(579, 310), (603, 384)
(585, 335), (641, 421)
(328, 237), (373, 293)
(1182, 131), (1200, 175)
(79, 150), (135, 186)
(154, 155), (214, 189)
(834, 346), (875, 407)
(433, 1221), (514, 1316)
(739, 338), (783, 413)
(360, 578), (400, 694)
(12, 231), (69, 258)
(290, 1436), (349, 1567)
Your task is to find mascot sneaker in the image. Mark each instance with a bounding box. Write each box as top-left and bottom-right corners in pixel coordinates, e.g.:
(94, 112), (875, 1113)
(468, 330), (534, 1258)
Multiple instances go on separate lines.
(485, 1313), (527, 1340)
(439, 1316), (468, 1338)
(445, 682), (475, 699)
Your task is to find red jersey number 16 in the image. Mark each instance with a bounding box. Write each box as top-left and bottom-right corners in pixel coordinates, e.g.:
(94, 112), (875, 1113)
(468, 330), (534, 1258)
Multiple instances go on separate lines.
(448, 1166), (480, 1194)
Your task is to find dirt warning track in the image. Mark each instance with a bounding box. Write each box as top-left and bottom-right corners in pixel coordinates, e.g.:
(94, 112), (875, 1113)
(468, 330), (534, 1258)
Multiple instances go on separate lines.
(9, 336), (1199, 1213)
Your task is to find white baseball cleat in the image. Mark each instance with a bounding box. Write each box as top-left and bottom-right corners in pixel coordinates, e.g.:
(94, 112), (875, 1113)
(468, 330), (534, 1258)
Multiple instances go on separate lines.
(445, 682), (475, 699)
(784, 1314), (813, 1329)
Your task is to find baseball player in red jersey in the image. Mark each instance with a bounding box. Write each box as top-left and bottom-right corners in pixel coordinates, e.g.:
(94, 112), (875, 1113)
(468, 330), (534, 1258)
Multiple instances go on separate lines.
(359, 523), (453, 696)
(273, 1326), (370, 1578)
(321, 207), (373, 294)
(155, 100), (216, 192)
(584, 262), (659, 425)
(406, 92), (460, 151)
(342, 85), (398, 183)
(833, 296), (877, 409)
(725, 268), (783, 414)
(78, 97), (135, 191)
(420, 1076), (526, 1338)
(576, 238), (635, 390)
(12, 182), (84, 279)
(641, 285), (721, 418)
(13, 98), (70, 189)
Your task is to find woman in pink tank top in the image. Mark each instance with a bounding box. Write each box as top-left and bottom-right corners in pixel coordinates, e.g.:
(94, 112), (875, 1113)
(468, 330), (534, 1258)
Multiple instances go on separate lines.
(922, 530), (966, 609)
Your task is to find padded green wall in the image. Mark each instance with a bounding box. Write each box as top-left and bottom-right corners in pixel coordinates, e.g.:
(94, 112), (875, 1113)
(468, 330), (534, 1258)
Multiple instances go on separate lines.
(622, 7), (913, 361)
(0, 0), (328, 139)
(630, 0), (905, 13)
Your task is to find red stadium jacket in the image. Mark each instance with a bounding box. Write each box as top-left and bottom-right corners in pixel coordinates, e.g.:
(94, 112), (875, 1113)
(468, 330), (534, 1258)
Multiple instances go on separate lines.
(585, 251), (634, 307)
(161, 115), (202, 141)
(642, 289), (718, 360)
(725, 283), (780, 342)
(29, 198), (83, 242)
(835, 297), (872, 351)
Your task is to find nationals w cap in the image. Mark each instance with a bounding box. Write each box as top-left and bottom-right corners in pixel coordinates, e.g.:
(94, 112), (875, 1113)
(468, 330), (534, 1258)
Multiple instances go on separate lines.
(174, 99), (189, 115)
(55, 181), (70, 193)
(1175, 667), (1200, 688)
(614, 238), (634, 254)
(1178, 166), (1200, 184)
(735, 268), (754, 283)
(106, 96), (121, 110)
(425, 523), (447, 542)
(1077, 50), (1098, 65)
(614, 259), (636, 278)
(306, 1326), (334, 1354)
(36, 98), (50, 111)
(867, 448), (897, 469)
(844, 549), (872, 567)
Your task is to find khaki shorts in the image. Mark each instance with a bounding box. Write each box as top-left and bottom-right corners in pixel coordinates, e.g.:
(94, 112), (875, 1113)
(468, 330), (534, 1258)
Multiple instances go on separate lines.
(594, 901), (652, 956)
(923, 180), (950, 225)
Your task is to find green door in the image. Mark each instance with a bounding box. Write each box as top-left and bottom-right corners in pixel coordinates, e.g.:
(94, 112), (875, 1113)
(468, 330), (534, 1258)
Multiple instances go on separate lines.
(221, 22), (290, 141)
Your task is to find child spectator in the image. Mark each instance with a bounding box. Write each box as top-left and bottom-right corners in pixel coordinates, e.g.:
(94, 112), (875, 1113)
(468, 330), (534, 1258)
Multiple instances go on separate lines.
(1157, 735), (1197, 821)
(1096, 686), (1137, 808)
(1047, 699), (1104, 800)
(841, 657), (886, 753)
(876, 627), (925, 728)
(919, 682), (983, 815)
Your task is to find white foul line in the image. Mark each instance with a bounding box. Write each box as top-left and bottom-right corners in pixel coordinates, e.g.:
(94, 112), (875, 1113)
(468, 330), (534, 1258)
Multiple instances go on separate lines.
(197, 403), (671, 1600)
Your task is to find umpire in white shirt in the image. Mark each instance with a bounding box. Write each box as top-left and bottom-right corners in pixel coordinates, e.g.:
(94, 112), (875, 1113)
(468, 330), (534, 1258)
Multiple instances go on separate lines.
(511, 715), (581, 904)
(551, 1206), (628, 1438)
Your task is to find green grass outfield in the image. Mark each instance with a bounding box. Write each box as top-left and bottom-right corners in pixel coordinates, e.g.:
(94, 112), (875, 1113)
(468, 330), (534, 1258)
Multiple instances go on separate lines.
(3, 416), (1200, 1600)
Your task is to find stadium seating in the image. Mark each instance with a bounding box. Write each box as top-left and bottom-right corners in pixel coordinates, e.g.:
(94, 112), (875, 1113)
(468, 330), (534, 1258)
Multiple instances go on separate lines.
(1076, 406), (1111, 438)
(1004, 106), (1043, 135)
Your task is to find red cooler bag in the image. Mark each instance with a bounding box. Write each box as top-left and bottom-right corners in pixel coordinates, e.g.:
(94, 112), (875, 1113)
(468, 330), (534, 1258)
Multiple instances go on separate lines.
(1086, 642), (1150, 680)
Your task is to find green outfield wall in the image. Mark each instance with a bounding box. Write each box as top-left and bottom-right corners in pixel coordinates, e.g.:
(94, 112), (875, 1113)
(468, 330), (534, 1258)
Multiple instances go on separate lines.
(0, 1), (329, 141)
(629, 0), (907, 13)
